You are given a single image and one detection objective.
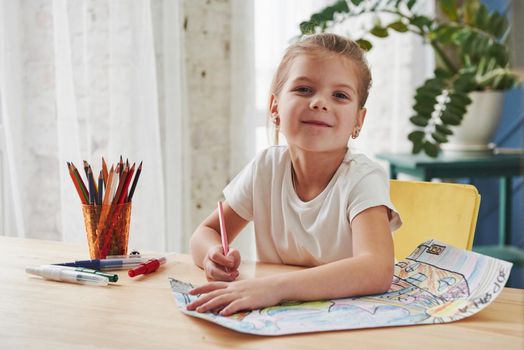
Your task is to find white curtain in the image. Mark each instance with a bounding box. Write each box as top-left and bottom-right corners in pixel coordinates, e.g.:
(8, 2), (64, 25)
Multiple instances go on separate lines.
(0, 0), (185, 253)
(230, 0), (256, 260)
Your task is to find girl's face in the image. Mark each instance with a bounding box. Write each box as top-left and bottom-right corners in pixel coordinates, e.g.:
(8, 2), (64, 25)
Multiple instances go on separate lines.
(271, 53), (366, 153)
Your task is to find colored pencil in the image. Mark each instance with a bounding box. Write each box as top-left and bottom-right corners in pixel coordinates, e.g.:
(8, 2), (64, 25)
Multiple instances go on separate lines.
(98, 170), (104, 205)
(83, 160), (90, 180)
(118, 163), (135, 204)
(67, 162), (87, 204)
(71, 163), (89, 202)
(127, 161), (142, 202)
(88, 167), (95, 205)
(102, 157), (109, 187)
(102, 166), (115, 207)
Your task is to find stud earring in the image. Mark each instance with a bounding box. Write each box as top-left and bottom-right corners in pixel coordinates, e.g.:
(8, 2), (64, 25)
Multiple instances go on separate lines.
(351, 127), (360, 139)
(271, 114), (280, 130)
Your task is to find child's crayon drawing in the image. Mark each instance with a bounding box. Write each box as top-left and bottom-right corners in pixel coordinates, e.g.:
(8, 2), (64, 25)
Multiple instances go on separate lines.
(170, 239), (512, 336)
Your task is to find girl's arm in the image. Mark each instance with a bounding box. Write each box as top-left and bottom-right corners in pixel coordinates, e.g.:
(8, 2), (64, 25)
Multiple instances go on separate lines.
(189, 202), (249, 281)
(187, 205), (394, 315)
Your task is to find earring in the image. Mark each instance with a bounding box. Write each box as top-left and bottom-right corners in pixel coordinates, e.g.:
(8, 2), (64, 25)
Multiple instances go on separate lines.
(351, 127), (360, 139)
(271, 114), (280, 130)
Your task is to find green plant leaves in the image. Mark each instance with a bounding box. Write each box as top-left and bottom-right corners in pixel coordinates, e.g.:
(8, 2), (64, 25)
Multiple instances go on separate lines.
(408, 131), (425, 142)
(408, 74), (474, 157)
(388, 20), (408, 33)
(297, 0), (522, 158)
(299, 0), (349, 34)
(423, 142), (439, 157)
(356, 39), (373, 51)
(370, 26), (389, 38)
(439, 0), (459, 21)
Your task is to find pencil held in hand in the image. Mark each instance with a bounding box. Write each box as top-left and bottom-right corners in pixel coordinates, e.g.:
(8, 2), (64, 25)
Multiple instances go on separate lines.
(217, 201), (229, 255)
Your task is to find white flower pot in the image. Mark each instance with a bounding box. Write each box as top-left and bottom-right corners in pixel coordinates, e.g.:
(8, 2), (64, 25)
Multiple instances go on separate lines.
(441, 91), (504, 154)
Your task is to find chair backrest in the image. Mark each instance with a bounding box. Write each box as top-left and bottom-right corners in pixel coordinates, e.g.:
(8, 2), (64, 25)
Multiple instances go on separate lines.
(390, 180), (481, 261)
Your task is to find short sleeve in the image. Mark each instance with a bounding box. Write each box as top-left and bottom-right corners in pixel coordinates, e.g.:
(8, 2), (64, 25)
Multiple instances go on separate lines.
(348, 168), (402, 232)
(223, 159), (255, 221)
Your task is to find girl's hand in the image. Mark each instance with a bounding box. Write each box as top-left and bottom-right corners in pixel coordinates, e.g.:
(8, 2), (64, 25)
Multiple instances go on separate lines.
(186, 277), (284, 316)
(203, 246), (241, 282)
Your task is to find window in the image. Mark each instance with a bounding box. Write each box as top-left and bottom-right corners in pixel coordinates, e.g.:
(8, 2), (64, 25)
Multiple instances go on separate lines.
(253, 0), (332, 152)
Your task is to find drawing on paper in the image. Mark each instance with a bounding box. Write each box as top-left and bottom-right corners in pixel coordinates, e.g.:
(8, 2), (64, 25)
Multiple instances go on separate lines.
(170, 239), (512, 336)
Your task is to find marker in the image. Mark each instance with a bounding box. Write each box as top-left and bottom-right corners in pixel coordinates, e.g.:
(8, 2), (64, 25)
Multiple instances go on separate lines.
(128, 257), (166, 278)
(217, 201), (229, 255)
(41, 265), (119, 282)
(53, 257), (147, 271)
(26, 266), (108, 286)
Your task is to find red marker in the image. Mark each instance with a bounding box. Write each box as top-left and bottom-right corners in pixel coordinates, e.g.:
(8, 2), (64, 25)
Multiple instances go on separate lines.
(128, 257), (166, 278)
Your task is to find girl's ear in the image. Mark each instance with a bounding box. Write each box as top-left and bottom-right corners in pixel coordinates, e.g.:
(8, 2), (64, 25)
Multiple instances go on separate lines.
(269, 94), (278, 115)
(356, 107), (367, 129)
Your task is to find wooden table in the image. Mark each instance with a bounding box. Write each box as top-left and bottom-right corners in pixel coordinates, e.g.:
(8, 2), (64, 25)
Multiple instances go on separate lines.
(1, 237), (523, 349)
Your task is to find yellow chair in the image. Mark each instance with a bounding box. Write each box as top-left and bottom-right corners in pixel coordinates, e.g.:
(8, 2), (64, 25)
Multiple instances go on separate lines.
(390, 180), (481, 261)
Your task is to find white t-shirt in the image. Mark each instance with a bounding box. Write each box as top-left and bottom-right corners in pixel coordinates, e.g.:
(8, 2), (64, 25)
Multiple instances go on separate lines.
(224, 146), (401, 266)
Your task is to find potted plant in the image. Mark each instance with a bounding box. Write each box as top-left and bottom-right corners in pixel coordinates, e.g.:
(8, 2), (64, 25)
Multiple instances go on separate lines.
(299, 0), (521, 157)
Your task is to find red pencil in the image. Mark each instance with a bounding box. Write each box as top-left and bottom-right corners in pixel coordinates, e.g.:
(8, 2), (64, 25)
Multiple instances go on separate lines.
(118, 163), (135, 204)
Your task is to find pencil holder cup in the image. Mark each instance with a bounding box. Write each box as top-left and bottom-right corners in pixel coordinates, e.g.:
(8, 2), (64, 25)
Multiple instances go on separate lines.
(81, 202), (132, 259)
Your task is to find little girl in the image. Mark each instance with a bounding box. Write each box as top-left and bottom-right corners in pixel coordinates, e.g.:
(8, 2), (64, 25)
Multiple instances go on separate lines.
(187, 33), (401, 316)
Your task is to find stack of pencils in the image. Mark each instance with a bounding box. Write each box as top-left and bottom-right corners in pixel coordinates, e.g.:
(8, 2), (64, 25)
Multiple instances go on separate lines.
(67, 156), (142, 258)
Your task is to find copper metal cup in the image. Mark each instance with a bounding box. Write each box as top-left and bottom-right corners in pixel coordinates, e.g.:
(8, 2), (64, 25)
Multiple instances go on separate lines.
(81, 202), (132, 259)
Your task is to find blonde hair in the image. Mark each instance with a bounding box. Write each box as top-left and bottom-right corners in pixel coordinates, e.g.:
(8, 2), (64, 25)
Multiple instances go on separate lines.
(268, 33), (372, 144)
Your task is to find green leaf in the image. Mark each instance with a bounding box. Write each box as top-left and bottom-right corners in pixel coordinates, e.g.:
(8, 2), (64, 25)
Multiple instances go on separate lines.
(311, 14), (323, 23)
(388, 20), (408, 33)
(475, 3), (489, 28)
(445, 102), (467, 116)
(487, 13), (503, 37)
(423, 141), (439, 157)
(414, 93), (437, 106)
(433, 25), (461, 43)
(464, 0), (481, 25)
(410, 116), (429, 127)
(350, 0), (362, 6)
(408, 131), (425, 142)
(411, 139), (424, 154)
(431, 131), (448, 143)
(410, 15), (432, 29)
(436, 123), (453, 135)
(413, 103), (435, 116)
(356, 39), (373, 51)
(448, 92), (472, 106)
(440, 113), (462, 126)
(407, 0), (417, 10)
(370, 26), (389, 38)
(424, 78), (445, 90)
(439, 0), (458, 21)
(300, 21), (316, 34)
(434, 67), (454, 79)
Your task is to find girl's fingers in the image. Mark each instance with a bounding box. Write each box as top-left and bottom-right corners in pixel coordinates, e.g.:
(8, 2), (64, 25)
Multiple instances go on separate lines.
(186, 288), (224, 310)
(189, 281), (227, 295)
(195, 293), (235, 313)
(209, 247), (232, 267)
(227, 249), (241, 269)
(204, 258), (238, 281)
(207, 264), (238, 281)
(219, 298), (249, 316)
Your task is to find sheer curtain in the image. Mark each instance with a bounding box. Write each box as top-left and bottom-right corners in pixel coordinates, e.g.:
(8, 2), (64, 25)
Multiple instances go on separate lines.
(0, 0), (185, 252)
